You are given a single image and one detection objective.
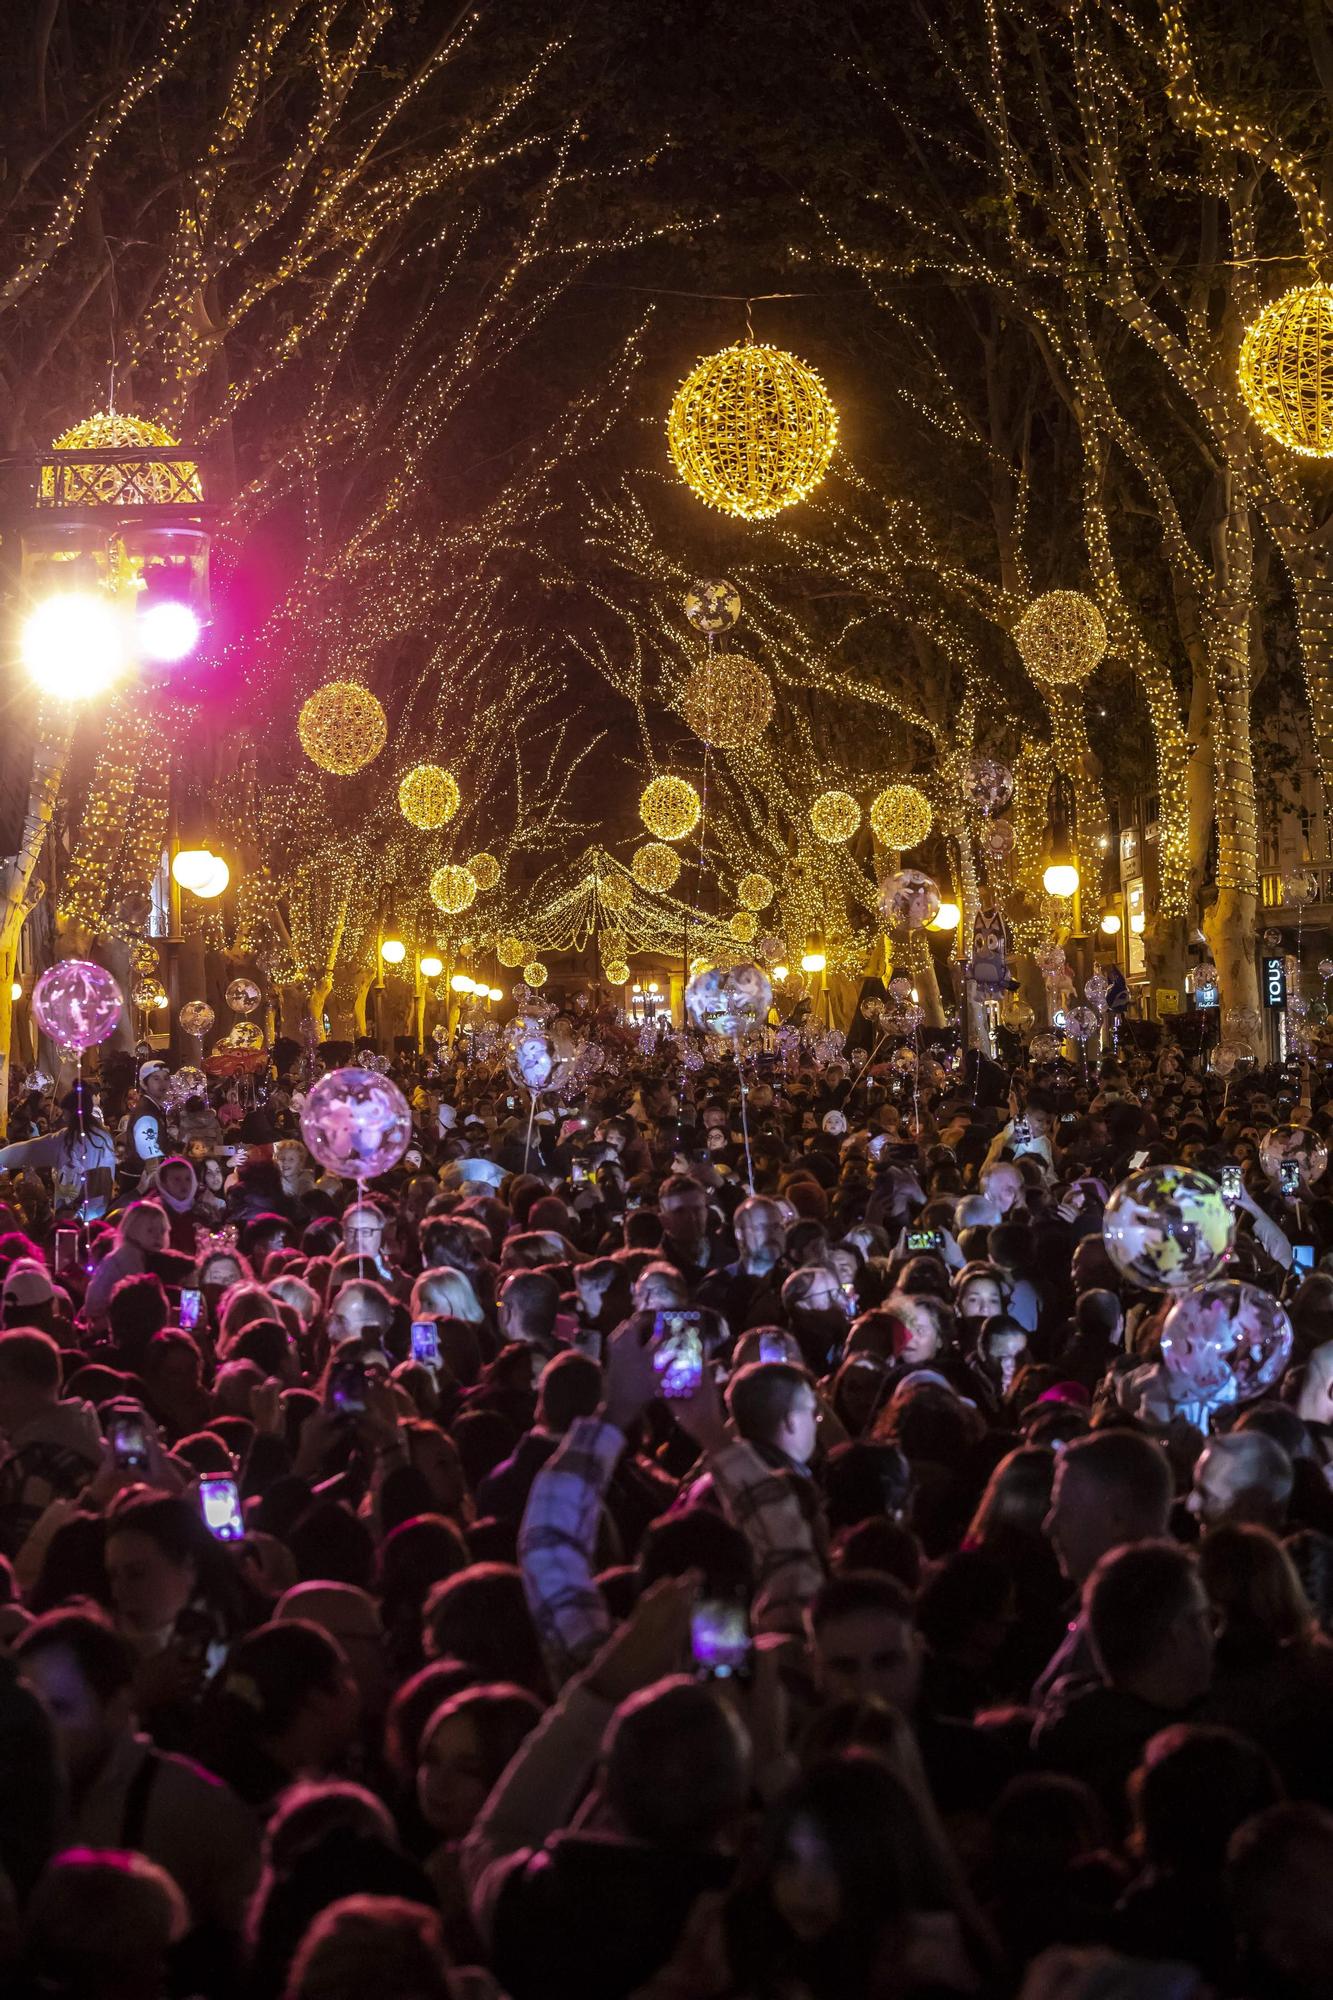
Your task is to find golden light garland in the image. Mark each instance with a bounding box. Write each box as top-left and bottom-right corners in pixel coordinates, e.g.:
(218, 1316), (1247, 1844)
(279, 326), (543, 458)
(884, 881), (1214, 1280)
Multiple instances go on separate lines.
(869, 782), (932, 850)
(1238, 283), (1333, 458)
(631, 843), (682, 892)
(640, 774), (702, 841)
(523, 959), (547, 987)
(603, 958), (631, 985)
(666, 341), (838, 520)
(738, 870), (775, 910)
(729, 909), (758, 942)
(600, 873), (632, 912)
(1013, 591), (1107, 687)
(298, 681), (387, 775)
(429, 864), (477, 915)
(43, 411), (202, 506)
(680, 652), (775, 748)
(497, 933), (526, 967)
(809, 789), (861, 844)
(398, 764), (461, 830)
(466, 852), (500, 891)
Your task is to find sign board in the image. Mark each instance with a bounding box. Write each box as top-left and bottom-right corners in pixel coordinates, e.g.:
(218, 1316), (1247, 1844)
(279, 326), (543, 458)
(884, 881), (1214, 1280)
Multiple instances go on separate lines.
(1262, 956), (1287, 1009)
(1155, 988), (1181, 1016)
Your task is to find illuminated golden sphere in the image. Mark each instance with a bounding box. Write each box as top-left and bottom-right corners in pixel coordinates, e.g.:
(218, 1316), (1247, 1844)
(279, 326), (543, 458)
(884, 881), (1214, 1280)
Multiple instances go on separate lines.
(680, 653), (774, 749)
(299, 681), (387, 775)
(398, 764), (460, 829)
(465, 851), (500, 891)
(429, 864), (477, 915)
(809, 790), (861, 844)
(1013, 591), (1107, 687)
(729, 910), (758, 943)
(640, 775), (701, 841)
(497, 933), (526, 967)
(600, 873), (632, 913)
(44, 411), (202, 506)
(604, 958), (631, 985)
(667, 342), (838, 519)
(869, 783), (932, 851)
(523, 960), (547, 988)
(738, 871), (775, 911)
(600, 927), (628, 962)
(632, 843), (682, 893)
(1239, 282), (1333, 457)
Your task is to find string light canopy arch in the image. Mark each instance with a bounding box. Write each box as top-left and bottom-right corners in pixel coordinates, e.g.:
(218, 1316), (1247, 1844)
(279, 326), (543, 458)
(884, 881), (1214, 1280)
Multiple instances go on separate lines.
(667, 340), (838, 520)
(680, 653), (774, 748)
(1239, 281), (1333, 457)
(1013, 591), (1108, 687)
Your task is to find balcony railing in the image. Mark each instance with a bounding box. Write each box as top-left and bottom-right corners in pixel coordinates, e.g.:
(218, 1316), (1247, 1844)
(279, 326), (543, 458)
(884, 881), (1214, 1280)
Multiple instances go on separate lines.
(1260, 867), (1333, 910)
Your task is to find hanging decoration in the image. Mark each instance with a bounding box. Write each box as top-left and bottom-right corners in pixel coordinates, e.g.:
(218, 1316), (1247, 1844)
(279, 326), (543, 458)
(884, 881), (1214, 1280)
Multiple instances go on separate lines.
(640, 775), (702, 841)
(869, 783), (932, 851)
(1013, 591), (1108, 686)
(43, 412), (202, 507)
(809, 790), (861, 844)
(738, 871), (775, 911)
(599, 873), (632, 913)
(466, 852), (500, 892)
(681, 653), (774, 749)
(632, 844), (682, 893)
(523, 960), (548, 988)
(299, 681), (387, 775)
(398, 764), (461, 829)
(666, 341), (838, 519)
(497, 935), (527, 968)
(603, 958), (631, 985)
(729, 910), (758, 942)
(1238, 282), (1333, 458)
(430, 864), (477, 915)
(683, 578), (742, 633)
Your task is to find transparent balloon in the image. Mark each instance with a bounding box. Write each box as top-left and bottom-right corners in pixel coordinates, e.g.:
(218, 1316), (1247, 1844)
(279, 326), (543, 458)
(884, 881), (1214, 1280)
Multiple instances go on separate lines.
(508, 1034), (554, 1091)
(962, 756), (1014, 816)
(1223, 1006), (1262, 1042)
(227, 1022), (264, 1051)
(299, 1066), (412, 1181)
(179, 1001), (214, 1039)
(860, 998), (886, 1024)
(1084, 972), (1109, 1011)
(1321, 959), (1333, 981)
(888, 976), (914, 1003)
(1161, 1280), (1294, 1406)
(1283, 869), (1320, 904)
(999, 995), (1035, 1034)
(26, 1068), (53, 1094)
(1064, 1005), (1100, 1042)
(879, 869), (940, 931)
(1208, 1045), (1237, 1078)
(685, 962), (773, 1038)
(891, 1046), (917, 1077)
(32, 961), (122, 1051)
(982, 819), (1015, 860)
(1103, 1165), (1235, 1292)
(1258, 1124), (1329, 1190)
(683, 576), (741, 634)
(1028, 1032), (1063, 1064)
(1263, 929), (1282, 949)
(226, 978), (262, 1016)
(1036, 945), (1068, 977)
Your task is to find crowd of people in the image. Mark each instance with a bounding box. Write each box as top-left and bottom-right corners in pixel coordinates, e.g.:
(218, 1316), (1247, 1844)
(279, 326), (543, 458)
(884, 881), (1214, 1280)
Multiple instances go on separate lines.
(0, 1015), (1332, 1999)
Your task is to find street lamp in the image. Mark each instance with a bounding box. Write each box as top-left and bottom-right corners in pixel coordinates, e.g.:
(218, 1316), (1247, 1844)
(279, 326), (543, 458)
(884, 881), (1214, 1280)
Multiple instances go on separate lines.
(419, 954), (443, 979)
(801, 951), (826, 974)
(930, 902), (961, 931)
(1100, 912), (1122, 935)
(21, 591), (126, 701)
(380, 938), (406, 965)
(1042, 862), (1080, 899)
(450, 973), (474, 994)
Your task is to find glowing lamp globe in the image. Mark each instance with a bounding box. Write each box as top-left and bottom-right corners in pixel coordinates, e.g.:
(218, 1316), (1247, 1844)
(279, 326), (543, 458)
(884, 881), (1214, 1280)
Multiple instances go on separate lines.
(809, 790), (861, 844)
(930, 902), (961, 931)
(772, 963), (789, 982)
(632, 843), (682, 893)
(298, 681), (387, 775)
(640, 775), (701, 842)
(451, 973), (475, 993)
(22, 592), (125, 701)
(398, 764), (460, 830)
(667, 342), (838, 520)
(172, 849), (214, 893)
(420, 955), (444, 979)
(1043, 863), (1080, 899)
(738, 872), (775, 911)
(429, 865), (477, 916)
(380, 938), (407, 965)
(9, 982), (20, 1002)
(299, 1065), (412, 1182)
(801, 951), (827, 974)
(191, 855), (229, 899)
(138, 600), (201, 664)
(1014, 591), (1107, 686)
(681, 654), (774, 749)
(466, 852), (500, 892)
(1239, 282), (1333, 457)
(32, 959), (122, 1051)
(1100, 912), (1122, 935)
(488, 987), (503, 1002)
(869, 783), (932, 851)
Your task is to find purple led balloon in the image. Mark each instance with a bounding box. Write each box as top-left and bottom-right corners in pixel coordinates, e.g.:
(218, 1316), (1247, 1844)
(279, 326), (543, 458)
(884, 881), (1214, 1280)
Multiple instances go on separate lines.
(32, 960), (122, 1051)
(299, 1065), (412, 1181)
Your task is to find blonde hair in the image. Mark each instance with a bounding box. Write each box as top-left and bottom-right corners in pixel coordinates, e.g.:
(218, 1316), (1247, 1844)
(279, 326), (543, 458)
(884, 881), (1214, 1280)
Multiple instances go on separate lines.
(410, 1267), (484, 1325)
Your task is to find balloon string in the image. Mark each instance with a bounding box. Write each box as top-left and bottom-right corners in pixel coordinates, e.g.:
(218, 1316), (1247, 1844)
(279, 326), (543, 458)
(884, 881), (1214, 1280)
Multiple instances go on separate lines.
(522, 1091), (537, 1174)
(734, 1035), (755, 1195)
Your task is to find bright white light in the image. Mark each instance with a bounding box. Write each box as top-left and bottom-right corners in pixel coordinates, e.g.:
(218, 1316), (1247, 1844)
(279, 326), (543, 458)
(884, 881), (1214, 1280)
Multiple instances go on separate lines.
(930, 902), (961, 931)
(801, 951), (827, 974)
(450, 973), (474, 993)
(1130, 910), (1146, 935)
(173, 848), (225, 895)
(1043, 863), (1080, 898)
(9, 982), (20, 1002)
(138, 600), (201, 664)
(773, 963), (789, 982)
(380, 938), (406, 965)
(22, 593), (125, 700)
(1101, 912), (1122, 935)
(419, 955), (444, 978)
(191, 855), (230, 899)
(487, 987), (503, 1002)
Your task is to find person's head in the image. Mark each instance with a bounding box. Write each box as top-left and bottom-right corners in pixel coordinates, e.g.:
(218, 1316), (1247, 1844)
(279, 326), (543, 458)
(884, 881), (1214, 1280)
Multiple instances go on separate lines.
(535, 1350), (602, 1432)
(497, 1269), (560, 1352)
(415, 1682), (544, 1841)
(885, 1294), (947, 1368)
(1188, 1432), (1295, 1532)
(1, 1258), (58, 1330)
(735, 1196), (786, 1272)
(966, 1444), (1056, 1545)
(1129, 1723), (1282, 1875)
(573, 1257), (628, 1327)
(632, 1260), (690, 1311)
(422, 1563), (547, 1695)
(1085, 1540), (1214, 1709)
(807, 1571), (921, 1712)
(727, 1362), (819, 1469)
(325, 1279), (395, 1349)
(1197, 1521), (1314, 1647)
(119, 1201), (168, 1257)
(0, 1326), (61, 1430)
(1228, 1803), (1333, 1996)
(410, 1266), (484, 1326)
(603, 1675), (751, 1846)
(15, 1609), (136, 1786)
(341, 1201), (386, 1260)
(23, 1846), (188, 2000)
(156, 1157), (196, 1206)
(657, 1174), (709, 1246)
(281, 1893), (453, 2000)
(274, 1582), (388, 1719)
(1044, 1429), (1173, 1583)
(979, 1161), (1024, 1214)
(954, 1263), (1006, 1322)
(1073, 1287), (1124, 1347)
(211, 1619), (360, 1775)
(103, 1493), (213, 1637)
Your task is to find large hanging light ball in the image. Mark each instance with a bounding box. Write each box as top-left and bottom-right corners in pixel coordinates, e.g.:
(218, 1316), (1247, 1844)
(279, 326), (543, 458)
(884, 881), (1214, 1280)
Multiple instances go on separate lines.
(600, 873), (632, 913)
(680, 653), (774, 749)
(738, 871), (775, 911)
(603, 958), (631, 986)
(1239, 282), (1333, 457)
(465, 851), (500, 892)
(869, 783), (932, 851)
(1013, 591), (1107, 687)
(729, 910), (758, 943)
(43, 411), (202, 507)
(397, 763), (459, 830)
(640, 775), (701, 842)
(497, 934), (526, 968)
(809, 790), (861, 844)
(632, 843), (682, 893)
(667, 341), (838, 520)
(523, 960), (548, 988)
(299, 681), (387, 775)
(429, 864), (477, 916)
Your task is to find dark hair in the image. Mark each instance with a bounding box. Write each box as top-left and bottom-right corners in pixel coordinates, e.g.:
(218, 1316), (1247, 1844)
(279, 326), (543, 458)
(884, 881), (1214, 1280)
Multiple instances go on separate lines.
(287, 1502), (377, 1593)
(1085, 1540), (1200, 1687)
(377, 1515), (469, 1673)
(14, 1607), (135, 1701)
(638, 1508), (755, 1600)
(107, 1272), (170, 1343)
(831, 1518), (923, 1591)
(418, 1681), (543, 1789)
(604, 1677), (749, 1844)
(727, 1361), (811, 1447)
(1129, 1723), (1281, 1872)
(422, 1563), (546, 1696)
(916, 1549), (1013, 1655)
(1059, 1428), (1173, 1534)
(383, 1658), (480, 1782)
(536, 1351), (602, 1430)
(498, 1269), (559, 1340)
(0, 1328), (60, 1393)
(204, 1619), (347, 1744)
(809, 1569), (915, 1637)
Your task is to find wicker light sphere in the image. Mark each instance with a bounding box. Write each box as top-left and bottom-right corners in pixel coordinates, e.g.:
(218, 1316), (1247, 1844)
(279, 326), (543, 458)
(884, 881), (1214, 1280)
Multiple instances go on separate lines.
(667, 342), (838, 520)
(729, 910), (758, 943)
(632, 843), (682, 893)
(398, 764), (460, 829)
(429, 864), (477, 915)
(1239, 282), (1333, 457)
(523, 960), (548, 988)
(603, 959), (631, 986)
(809, 789), (861, 844)
(600, 927), (628, 962)
(737, 871), (775, 911)
(600, 874), (632, 913)
(299, 681), (387, 775)
(45, 411), (202, 506)
(681, 653), (774, 749)
(869, 783), (932, 851)
(640, 775), (702, 841)
(1013, 591), (1107, 686)
(466, 851), (500, 891)
(497, 934), (526, 968)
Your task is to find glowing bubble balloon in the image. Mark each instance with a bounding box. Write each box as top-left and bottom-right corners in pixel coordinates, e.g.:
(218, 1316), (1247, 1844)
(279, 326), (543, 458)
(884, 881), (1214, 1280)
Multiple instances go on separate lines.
(1259, 1124), (1329, 1190)
(1028, 1033), (1063, 1064)
(1064, 1006), (1099, 1042)
(509, 1034), (554, 1092)
(170, 1065), (208, 1101)
(32, 960), (122, 1051)
(879, 869), (941, 931)
(178, 1000), (214, 1039)
(1103, 1165), (1235, 1293)
(226, 977), (262, 1015)
(1084, 972), (1109, 1011)
(683, 577), (742, 634)
(1161, 1280), (1294, 1406)
(685, 962), (774, 1038)
(1283, 868), (1320, 904)
(227, 1022), (265, 1051)
(999, 995), (1035, 1034)
(299, 1066), (412, 1181)
(962, 756), (1014, 815)
(982, 819), (1015, 860)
